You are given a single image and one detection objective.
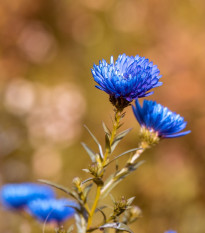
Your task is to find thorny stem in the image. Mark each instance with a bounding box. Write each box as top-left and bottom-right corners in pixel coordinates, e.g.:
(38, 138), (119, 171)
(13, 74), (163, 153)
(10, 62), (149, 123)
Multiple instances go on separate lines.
(86, 109), (122, 231)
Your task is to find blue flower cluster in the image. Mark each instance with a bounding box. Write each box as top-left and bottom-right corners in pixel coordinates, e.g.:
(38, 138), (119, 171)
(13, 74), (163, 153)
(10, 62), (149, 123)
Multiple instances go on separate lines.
(0, 183), (76, 223)
(92, 53), (190, 138)
(0, 183), (55, 209)
(132, 99), (191, 138)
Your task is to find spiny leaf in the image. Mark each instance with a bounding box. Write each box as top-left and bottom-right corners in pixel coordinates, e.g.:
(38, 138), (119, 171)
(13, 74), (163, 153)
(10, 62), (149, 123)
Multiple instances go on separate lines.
(81, 142), (96, 162)
(84, 125), (104, 159)
(38, 179), (79, 201)
(102, 121), (111, 136)
(99, 222), (133, 233)
(105, 148), (140, 167)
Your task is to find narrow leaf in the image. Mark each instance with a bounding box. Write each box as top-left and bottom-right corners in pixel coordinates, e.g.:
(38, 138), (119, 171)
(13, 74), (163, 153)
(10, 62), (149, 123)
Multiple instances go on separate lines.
(67, 225), (74, 233)
(81, 178), (93, 184)
(38, 179), (79, 201)
(83, 183), (93, 198)
(115, 128), (132, 141)
(101, 161), (144, 198)
(105, 133), (111, 153)
(84, 125), (104, 159)
(81, 142), (96, 162)
(127, 197), (135, 206)
(102, 121), (111, 136)
(82, 169), (90, 173)
(109, 194), (115, 203)
(99, 222), (133, 233)
(111, 128), (132, 152)
(106, 148), (140, 167)
(96, 208), (107, 223)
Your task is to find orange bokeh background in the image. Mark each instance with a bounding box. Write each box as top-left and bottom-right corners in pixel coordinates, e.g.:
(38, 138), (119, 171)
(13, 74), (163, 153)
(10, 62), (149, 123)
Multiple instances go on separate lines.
(0, 0), (204, 233)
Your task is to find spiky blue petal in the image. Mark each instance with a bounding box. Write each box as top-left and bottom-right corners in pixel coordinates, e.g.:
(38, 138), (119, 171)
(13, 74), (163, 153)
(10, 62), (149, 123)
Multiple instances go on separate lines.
(132, 99), (191, 138)
(91, 54), (162, 101)
(0, 183), (55, 209)
(27, 198), (76, 223)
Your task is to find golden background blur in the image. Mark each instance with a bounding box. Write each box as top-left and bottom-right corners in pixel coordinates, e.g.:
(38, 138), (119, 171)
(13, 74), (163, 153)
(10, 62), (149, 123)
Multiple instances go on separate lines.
(0, 0), (204, 232)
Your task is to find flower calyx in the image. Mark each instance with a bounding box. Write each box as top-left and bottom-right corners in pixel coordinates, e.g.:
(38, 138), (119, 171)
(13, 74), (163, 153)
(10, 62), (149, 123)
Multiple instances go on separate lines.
(139, 126), (160, 148)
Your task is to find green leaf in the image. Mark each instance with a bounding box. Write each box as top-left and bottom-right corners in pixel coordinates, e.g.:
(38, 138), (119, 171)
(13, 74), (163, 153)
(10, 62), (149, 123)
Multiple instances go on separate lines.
(111, 128), (132, 152)
(105, 148), (140, 167)
(126, 197), (135, 206)
(102, 121), (111, 136)
(99, 222), (133, 233)
(82, 169), (90, 173)
(84, 125), (103, 159)
(67, 225), (74, 233)
(38, 179), (79, 201)
(81, 142), (96, 162)
(109, 194), (115, 203)
(101, 161), (145, 198)
(81, 178), (93, 184)
(105, 133), (111, 153)
(83, 183), (93, 199)
(74, 213), (87, 233)
(96, 208), (107, 223)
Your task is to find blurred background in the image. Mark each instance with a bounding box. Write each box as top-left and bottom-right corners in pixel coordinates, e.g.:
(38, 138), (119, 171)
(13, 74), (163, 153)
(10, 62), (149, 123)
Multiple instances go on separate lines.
(0, 0), (204, 232)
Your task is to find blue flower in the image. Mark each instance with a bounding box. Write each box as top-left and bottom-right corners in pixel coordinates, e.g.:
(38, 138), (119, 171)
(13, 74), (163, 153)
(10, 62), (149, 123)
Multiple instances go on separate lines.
(0, 183), (55, 209)
(132, 99), (191, 138)
(91, 54), (162, 109)
(27, 198), (76, 223)
(164, 231), (177, 233)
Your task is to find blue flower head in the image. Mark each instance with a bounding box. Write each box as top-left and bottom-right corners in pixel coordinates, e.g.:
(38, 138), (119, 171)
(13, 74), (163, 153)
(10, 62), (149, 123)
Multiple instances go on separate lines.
(91, 54), (162, 110)
(27, 198), (76, 223)
(0, 183), (55, 209)
(132, 99), (191, 139)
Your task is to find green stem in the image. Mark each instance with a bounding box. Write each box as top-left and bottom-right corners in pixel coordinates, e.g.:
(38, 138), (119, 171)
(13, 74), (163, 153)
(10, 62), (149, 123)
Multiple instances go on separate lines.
(86, 109), (122, 231)
(101, 142), (147, 197)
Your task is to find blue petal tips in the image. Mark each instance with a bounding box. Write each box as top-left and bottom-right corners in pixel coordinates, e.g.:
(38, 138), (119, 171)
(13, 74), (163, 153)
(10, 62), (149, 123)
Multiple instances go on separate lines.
(0, 183), (55, 209)
(91, 54), (162, 110)
(132, 99), (191, 139)
(27, 198), (76, 223)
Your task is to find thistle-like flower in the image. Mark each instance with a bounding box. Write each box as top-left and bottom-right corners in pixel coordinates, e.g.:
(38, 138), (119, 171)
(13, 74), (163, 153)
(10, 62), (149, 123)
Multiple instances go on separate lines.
(27, 198), (76, 223)
(132, 99), (191, 139)
(0, 183), (55, 209)
(91, 54), (162, 110)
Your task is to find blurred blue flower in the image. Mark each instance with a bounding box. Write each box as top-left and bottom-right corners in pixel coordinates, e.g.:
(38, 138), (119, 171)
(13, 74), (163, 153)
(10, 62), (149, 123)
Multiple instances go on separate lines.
(132, 99), (191, 138)
(0, 183), (55, 209)
(164, 231), (177, 233)
(91, 54), (162, 104)
(27, 198), (76, 223)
